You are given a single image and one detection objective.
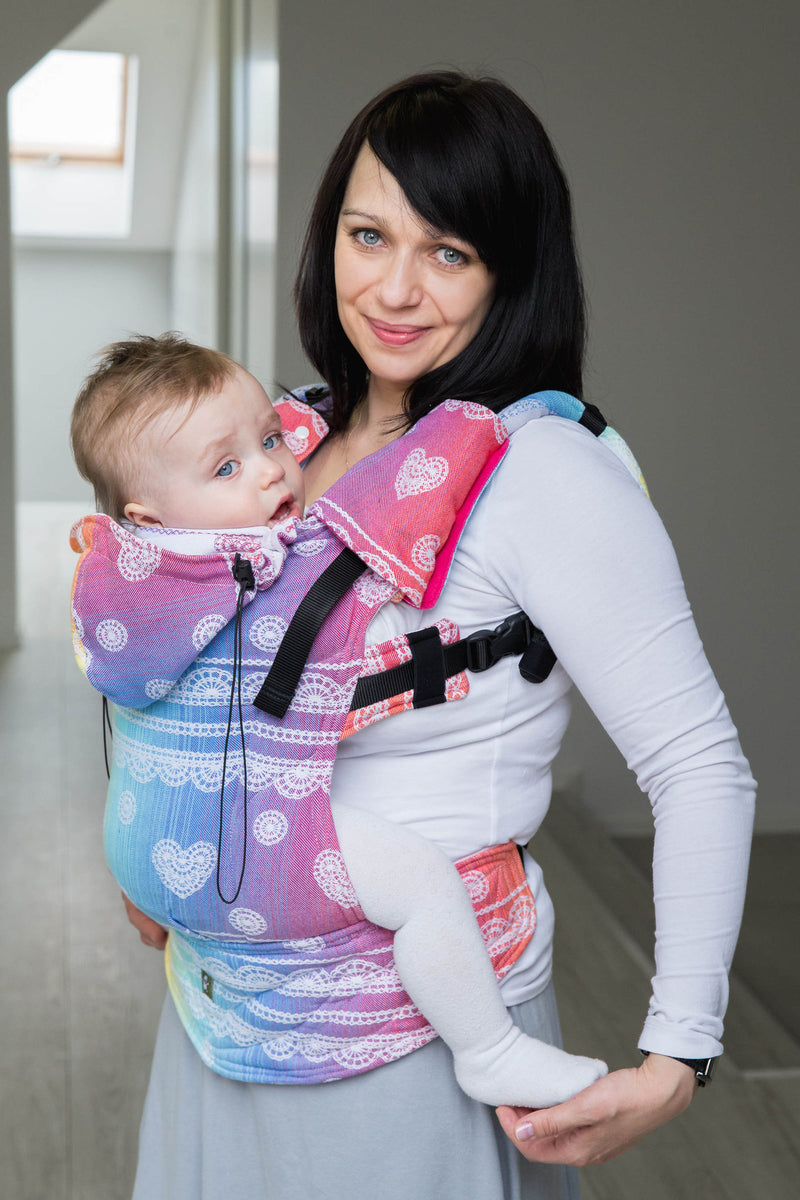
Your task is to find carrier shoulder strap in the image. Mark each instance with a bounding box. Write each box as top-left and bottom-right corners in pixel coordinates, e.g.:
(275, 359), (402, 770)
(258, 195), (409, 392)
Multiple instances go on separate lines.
(260, 392), (643, 719)
(253, 547), (365, 718)
(347, 397), (619, 710)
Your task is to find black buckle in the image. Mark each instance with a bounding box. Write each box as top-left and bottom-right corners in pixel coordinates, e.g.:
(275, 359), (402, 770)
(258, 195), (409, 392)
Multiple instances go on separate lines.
(465, 612), (534, 672)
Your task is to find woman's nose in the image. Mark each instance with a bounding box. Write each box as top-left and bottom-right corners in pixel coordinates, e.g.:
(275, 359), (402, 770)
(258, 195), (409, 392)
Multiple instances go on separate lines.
(376, 250), (423, 309)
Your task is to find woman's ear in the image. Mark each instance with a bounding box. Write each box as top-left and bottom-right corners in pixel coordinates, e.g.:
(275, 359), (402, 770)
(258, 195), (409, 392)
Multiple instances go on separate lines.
(123, 502), (163, 528)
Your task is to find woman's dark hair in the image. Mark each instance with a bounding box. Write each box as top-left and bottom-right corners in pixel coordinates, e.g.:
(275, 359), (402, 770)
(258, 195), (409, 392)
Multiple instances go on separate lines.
(295, 70), (586, 433)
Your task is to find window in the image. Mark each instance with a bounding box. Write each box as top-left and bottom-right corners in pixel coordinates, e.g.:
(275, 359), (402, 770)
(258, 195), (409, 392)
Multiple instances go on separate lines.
(10, 50), (129, 164)
(9, 49), (137, 239)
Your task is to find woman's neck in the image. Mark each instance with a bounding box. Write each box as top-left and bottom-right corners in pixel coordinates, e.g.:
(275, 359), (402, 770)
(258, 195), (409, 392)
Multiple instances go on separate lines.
(301, 378), (406, 505)
(342, 400), (400, 472)
(358, 376), (407, 435)
(343, 377), (406, 458)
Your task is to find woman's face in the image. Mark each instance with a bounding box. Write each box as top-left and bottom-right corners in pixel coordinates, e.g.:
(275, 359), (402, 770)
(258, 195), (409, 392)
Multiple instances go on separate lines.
(334, 145), (494, 404)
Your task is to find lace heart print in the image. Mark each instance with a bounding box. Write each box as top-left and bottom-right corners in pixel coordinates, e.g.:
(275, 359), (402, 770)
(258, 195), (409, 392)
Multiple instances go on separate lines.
(394, 448), (449, 499)
(151, 839), (217, 898)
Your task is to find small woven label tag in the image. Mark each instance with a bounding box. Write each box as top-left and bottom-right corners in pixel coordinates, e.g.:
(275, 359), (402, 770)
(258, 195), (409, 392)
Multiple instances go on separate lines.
(201, 970), (214, 1001)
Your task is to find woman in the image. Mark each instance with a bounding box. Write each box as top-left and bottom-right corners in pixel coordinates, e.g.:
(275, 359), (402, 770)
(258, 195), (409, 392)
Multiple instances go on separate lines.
(127, 71), (755, 1198)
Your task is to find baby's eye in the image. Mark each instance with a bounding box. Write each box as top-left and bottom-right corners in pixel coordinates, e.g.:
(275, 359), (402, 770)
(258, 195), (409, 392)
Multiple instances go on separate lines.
(263, 433), (281, 451)
(217, 461), (235, 477)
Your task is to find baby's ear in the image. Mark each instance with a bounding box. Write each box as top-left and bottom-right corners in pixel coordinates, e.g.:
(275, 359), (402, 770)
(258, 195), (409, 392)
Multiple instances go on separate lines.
(123, 502), (163, 528)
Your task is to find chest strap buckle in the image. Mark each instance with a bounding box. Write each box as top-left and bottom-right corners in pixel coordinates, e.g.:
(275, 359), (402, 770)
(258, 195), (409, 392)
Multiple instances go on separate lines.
(465, 612), (536, 672)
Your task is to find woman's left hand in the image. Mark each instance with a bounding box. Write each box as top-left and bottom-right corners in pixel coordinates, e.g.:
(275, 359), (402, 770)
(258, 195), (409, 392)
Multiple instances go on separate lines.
(496, 1053), (697, 1167)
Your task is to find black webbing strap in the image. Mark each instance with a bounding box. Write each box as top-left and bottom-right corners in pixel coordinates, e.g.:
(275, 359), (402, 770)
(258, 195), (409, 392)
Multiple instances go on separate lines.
(407, 626), (448, 709)
(253, 547), (365, 718)
(578, 402), (608, 436)
(349, 611), (556, 711)
(351, 643), (456, 710)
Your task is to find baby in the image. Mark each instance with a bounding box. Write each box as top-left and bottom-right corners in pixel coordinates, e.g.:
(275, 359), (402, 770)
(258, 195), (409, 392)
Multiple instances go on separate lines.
(71, 333), (607, 1108)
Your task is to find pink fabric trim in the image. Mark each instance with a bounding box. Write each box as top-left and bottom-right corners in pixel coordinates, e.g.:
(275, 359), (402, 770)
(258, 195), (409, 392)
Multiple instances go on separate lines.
(420, 441), (509, 610)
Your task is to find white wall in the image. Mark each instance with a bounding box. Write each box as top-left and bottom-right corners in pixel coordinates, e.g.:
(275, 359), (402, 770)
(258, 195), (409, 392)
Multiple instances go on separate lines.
(171, 0), (219, 346)
(275, 0), (800, 832)
(169, 0), (279, 384)
(13, 247), (171, 503)
(170, 0), (279, 384)
(10, 0), (205, 507)
(0, 0), (104, 647)
(241, 3), (278, 387)
(58, 0), (204, 252)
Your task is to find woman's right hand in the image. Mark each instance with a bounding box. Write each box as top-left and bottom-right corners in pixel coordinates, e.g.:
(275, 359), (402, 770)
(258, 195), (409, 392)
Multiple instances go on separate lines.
(122, 891), (168, 950)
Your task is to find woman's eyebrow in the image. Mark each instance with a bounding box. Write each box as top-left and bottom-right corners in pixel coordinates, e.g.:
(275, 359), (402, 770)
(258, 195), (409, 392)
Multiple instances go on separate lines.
(341, 207), (465, 245)
(340, 208), (382, 223)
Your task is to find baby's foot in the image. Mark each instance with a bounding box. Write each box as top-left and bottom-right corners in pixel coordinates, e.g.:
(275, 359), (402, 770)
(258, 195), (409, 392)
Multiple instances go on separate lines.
(454, 1025), (607, 1108)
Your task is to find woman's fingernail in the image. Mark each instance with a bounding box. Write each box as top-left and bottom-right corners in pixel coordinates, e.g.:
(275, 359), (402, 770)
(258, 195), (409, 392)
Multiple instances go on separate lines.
(516, 1122), (535, 1141)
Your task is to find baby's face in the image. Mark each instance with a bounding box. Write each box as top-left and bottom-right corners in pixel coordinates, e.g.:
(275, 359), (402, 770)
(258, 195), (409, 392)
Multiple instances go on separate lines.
(125, 368), (305, 530)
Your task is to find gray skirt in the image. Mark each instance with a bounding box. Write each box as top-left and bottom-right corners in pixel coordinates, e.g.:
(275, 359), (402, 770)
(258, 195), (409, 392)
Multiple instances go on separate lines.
(133, 984), (580, 1200)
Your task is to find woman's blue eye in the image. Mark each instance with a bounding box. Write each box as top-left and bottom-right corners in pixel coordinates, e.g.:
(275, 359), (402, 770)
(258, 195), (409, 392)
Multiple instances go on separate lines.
(359, 230), (381, 246)
(440, 246), (464, 265)
(217, 461), (235, 477)
(263, 434), (280, 451)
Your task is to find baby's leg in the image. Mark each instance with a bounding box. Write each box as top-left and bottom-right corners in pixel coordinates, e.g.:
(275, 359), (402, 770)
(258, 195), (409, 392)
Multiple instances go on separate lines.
(332, 804), (607, 1108)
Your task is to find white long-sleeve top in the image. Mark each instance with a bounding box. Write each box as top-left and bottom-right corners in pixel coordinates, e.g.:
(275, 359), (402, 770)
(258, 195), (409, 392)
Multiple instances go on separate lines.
(331, 415), (756, 1061)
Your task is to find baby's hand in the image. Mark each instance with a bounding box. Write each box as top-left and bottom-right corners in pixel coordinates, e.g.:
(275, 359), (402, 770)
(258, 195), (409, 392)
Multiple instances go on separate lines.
(121, 892), (168, 950)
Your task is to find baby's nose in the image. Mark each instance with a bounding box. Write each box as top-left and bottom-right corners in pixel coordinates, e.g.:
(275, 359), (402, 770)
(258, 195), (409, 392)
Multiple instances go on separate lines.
(260, 457), (284, 485)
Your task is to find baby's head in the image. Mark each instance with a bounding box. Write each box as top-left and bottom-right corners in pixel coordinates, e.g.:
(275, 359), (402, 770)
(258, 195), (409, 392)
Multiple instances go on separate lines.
(71, 333), (304, 529)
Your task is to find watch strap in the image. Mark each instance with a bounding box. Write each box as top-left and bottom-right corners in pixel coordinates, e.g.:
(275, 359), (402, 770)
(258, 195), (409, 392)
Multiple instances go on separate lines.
(640, 1050), (716, 1086)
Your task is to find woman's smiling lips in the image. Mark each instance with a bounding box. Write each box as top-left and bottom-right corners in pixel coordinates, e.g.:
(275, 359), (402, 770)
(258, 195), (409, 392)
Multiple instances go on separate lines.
(366, 317), (431, 347)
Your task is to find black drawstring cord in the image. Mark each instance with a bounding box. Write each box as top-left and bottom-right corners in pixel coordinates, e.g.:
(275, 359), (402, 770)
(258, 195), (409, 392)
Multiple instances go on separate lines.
(216, 554), (256, 904)
(102, 695), (113, 778)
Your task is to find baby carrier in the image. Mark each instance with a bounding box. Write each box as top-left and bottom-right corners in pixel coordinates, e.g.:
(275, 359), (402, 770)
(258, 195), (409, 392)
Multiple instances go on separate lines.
(71, 390), (646, 1083)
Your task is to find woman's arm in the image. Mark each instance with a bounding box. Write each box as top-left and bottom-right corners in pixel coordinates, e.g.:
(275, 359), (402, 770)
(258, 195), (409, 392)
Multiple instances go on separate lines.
(482, 418), (755, 1159)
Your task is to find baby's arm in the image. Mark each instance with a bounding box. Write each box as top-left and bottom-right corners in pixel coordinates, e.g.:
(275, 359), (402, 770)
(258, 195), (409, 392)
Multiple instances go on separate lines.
(331, 804), (607, 1108)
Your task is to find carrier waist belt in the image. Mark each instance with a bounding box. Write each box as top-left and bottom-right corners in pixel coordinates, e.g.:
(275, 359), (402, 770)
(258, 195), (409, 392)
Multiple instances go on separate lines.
(164, 840), (536, 1083)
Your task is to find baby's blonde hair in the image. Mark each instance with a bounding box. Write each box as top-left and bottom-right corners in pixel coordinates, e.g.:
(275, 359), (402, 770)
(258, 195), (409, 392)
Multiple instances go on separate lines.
(71, 333), (238, 520)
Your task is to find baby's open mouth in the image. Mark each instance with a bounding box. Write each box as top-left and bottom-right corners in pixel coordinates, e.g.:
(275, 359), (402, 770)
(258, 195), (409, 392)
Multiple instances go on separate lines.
(271, 498), (297, 524)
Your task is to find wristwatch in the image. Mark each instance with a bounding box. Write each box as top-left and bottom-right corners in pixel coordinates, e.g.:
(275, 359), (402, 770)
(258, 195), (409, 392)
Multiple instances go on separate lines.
(640, 1050), (716, 1087)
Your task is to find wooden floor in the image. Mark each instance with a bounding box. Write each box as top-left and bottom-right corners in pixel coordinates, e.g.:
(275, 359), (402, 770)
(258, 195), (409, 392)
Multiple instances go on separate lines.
(1, 503), (798, 1199)
(1, 505), (165, 1200)
(538, 821), (800, 1199)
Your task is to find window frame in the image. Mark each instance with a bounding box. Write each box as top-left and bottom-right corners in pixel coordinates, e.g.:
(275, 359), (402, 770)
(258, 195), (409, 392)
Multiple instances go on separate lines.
(9, 52), (130, 167)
